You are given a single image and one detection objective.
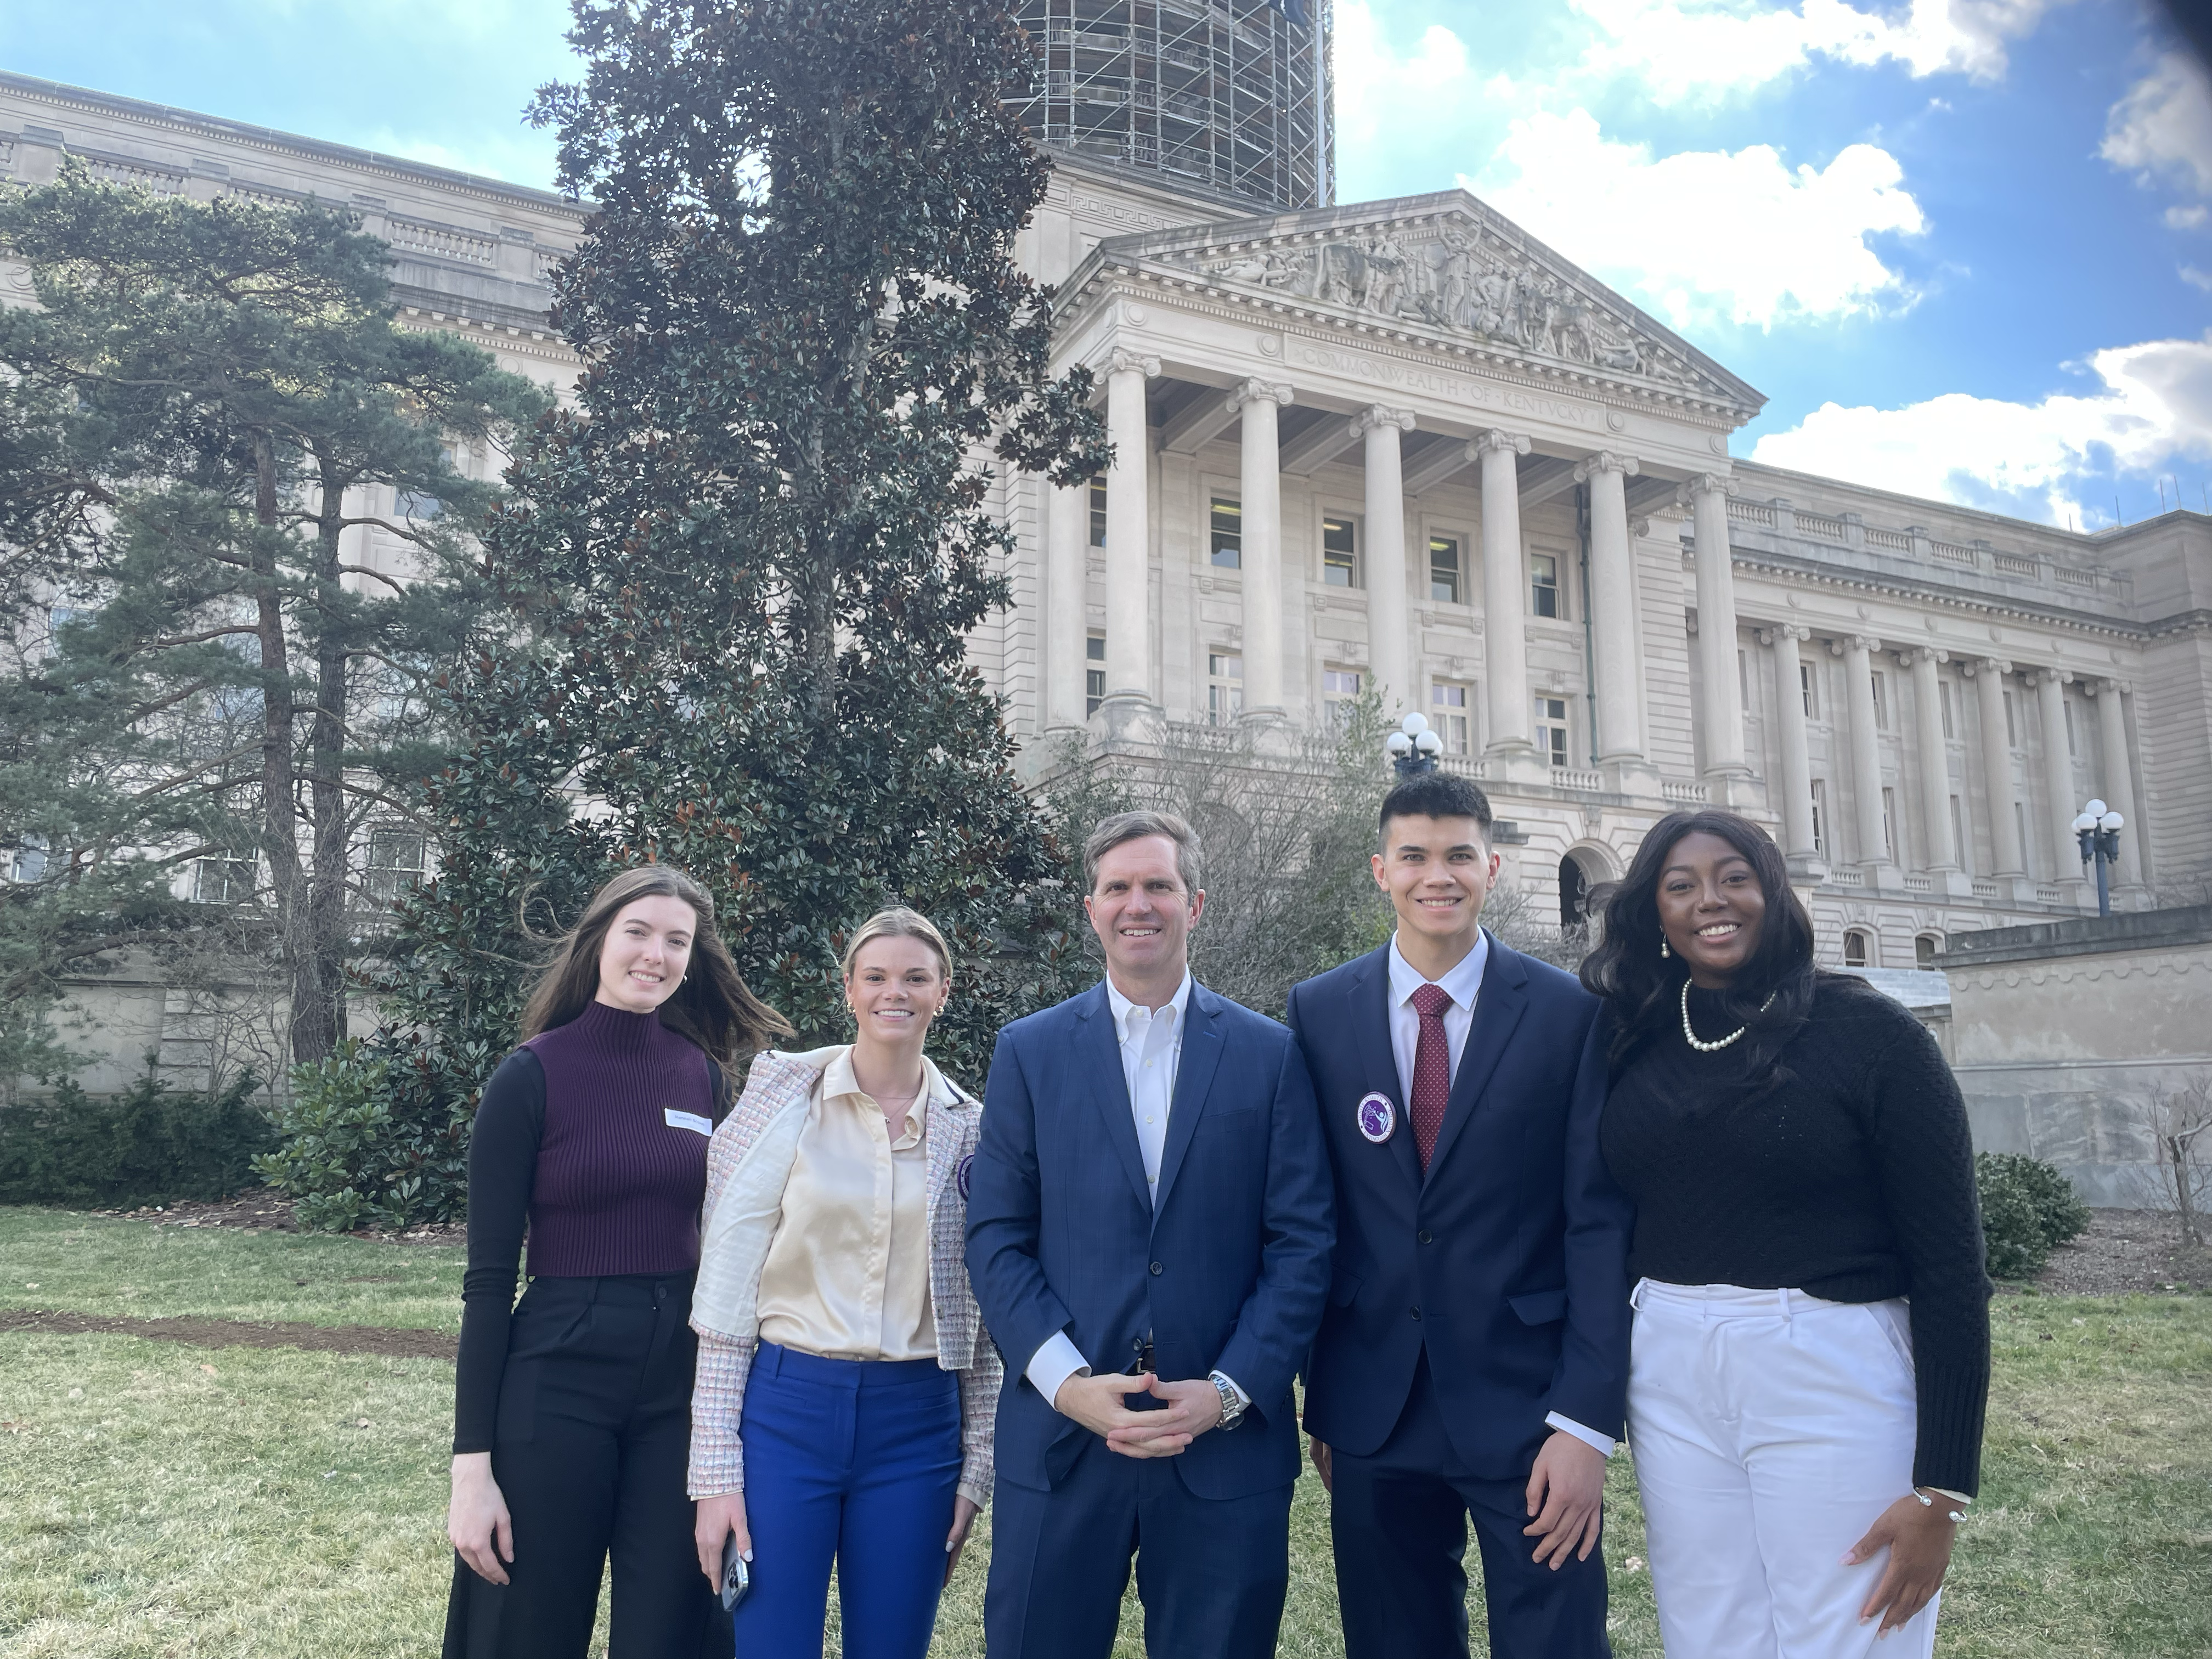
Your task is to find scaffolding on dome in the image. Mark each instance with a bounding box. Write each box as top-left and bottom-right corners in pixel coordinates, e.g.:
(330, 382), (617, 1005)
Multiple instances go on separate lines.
(1007, 0), (1334, 212)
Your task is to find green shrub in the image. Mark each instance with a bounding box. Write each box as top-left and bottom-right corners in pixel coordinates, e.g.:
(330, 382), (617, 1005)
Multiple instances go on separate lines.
(1977, 1152), (2092, 1280)
(0, 1069), (271, 1209)
(255, 1040), (475, 1234)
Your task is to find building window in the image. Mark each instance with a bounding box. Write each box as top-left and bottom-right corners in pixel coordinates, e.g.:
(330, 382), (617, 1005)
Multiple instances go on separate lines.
(394, 489), (444, 521)
(1738, 651), (1750, 707)
(1871, 672), (1889, 729)
(366, 827), (427, 904)
(1530, 551), (1560, 619)
(1428, 535), (1462, 603)
(2064, 699), (2077, 756)
(1940, 682), (1955, 740)
(2004, 691), (2018, 748)
(1949, 795), (1968, 871)
(10, 837), (48, 884)
(1210, 497), (1242, 569)
(1534, 695), (1571, 768)
(1206, 651), (1243, 725)
(1322, 516), (1358, 587)
(1088, 477), (1107, 549)
(1810, 780), (1829, 857)
(1431, 682), (1471, 754)
(1881, 787), (1897, 860)
(1915, 933), (1941, 969)
(1323, 667), (1362, 725)
(1842, 929), (1870, 968)
(1085, 633), (1105, 717)
(193, 855), (256, 906)
(2016, 802), (2030, 863)
(1800, 662), (1818, 720)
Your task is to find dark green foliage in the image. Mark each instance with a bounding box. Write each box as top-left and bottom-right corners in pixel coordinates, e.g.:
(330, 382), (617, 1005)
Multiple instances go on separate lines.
(0, 165), (549, 1082)
(1978, 1151), (2092, 1280)
(275, 0), (1107, 1229)
(0, 1069), (271, 1209)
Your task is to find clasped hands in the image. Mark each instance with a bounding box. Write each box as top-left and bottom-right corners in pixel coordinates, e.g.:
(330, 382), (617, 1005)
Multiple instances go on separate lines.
(1054, 1369), (1222, 1458)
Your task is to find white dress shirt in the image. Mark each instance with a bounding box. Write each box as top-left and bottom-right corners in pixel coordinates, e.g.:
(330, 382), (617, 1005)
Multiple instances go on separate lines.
(1026, 973), (1248, 1417)
(1387, 930), (1617, 1461)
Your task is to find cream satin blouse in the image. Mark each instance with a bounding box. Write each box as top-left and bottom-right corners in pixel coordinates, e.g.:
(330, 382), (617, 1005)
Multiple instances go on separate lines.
(753, 1046), (938, 1362)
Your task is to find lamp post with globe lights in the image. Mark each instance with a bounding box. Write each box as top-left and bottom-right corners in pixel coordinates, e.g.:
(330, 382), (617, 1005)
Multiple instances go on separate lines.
(1385, 711), (1444, 778)
(2073, 798), (2125, 917)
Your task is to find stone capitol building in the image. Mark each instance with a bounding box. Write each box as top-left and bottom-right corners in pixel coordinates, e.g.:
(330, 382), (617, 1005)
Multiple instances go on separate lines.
(4, 2), (2210, 981)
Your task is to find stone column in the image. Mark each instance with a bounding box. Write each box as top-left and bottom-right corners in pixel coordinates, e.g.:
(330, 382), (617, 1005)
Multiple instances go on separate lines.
(1102, 350), (1159, 703)
(1230, 377), (1294, 717)
(1355, 405), (1418, 717)
(1761, 625), (1820, 870)
(2029, 669), (2079, 884)
(1903, 647), (1959, 874)
(1679, 473), (1748, 795)
(1836, 635), (1891, 872)
(1477, 430), (1534, 765)
(1969, 658), (2024, 876)
(1575, 451), (1644, 765)
(1045, 477), (1087, 729)
(2091, 678), (2141, 878)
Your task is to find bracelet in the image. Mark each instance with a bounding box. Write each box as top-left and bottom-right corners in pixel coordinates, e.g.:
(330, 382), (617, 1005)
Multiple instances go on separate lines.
(1912, 1488), (1968, 1523)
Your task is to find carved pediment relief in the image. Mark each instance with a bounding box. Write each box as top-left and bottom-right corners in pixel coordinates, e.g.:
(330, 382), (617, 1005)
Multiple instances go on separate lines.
(1129, 200), (1752, 409)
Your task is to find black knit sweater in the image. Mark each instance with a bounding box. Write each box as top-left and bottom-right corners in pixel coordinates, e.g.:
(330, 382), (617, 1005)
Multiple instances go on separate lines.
(1599, 973), (1992, 1495)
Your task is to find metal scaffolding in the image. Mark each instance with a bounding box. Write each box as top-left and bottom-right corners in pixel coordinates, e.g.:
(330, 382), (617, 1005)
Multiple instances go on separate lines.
(1008, 0), (1334, 212)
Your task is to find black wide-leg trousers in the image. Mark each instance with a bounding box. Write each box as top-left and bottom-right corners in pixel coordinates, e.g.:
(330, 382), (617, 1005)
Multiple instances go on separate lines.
(443, 1273), (732, 1659)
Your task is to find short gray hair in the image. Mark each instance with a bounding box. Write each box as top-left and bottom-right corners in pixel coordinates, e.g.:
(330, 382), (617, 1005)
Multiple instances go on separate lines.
(1084, 811), (1202, 895)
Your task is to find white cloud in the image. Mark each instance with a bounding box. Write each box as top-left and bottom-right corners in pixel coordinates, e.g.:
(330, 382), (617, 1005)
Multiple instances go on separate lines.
(1333, 1), (1476, 156)
(2103, 52), (2212, 196)
(1567, 0), (2066, 104)
(2181, 265), (2212, 292)
(2169, 204), (2211, 229)
(1471, 110), (1926, 328)
(1750, 333), (2212, 524)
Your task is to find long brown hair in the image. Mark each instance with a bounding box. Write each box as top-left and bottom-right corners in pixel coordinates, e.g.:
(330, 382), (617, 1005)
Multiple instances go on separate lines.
(518, 865), (792, 1079)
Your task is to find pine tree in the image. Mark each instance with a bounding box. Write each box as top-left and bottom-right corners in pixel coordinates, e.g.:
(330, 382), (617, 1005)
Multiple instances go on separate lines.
(266, 0), (1109, 1227)
(0, 167), (550, 1083)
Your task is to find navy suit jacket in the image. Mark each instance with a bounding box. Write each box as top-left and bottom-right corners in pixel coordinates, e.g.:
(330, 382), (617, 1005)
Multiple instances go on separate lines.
(965, 978), (1334, 1499)
(1286, 934), (1632, 1481)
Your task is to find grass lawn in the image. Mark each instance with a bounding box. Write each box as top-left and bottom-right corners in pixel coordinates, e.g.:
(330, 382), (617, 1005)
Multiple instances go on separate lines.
(3, 1206), (2208, 1657)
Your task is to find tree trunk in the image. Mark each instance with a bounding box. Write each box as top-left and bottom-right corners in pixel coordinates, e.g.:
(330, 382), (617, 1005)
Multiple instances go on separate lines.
(289, 450), (353, 1064)
(249, 432), (311, 1065)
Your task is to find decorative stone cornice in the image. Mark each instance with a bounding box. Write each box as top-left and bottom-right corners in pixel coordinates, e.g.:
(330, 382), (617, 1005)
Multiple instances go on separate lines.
(1573, 451), (1639, 482)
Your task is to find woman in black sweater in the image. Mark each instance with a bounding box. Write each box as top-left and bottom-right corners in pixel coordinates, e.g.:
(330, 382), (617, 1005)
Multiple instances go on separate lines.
(1583, 810), (1990, 1659)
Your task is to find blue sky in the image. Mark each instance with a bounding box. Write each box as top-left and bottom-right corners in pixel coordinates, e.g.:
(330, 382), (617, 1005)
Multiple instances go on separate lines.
(5, 0), (2206, 529)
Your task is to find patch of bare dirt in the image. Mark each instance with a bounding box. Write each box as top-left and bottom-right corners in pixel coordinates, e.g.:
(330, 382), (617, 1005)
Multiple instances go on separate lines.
(95, 1187), (465, 1247)
(2025, 1208), (2212, 1296)
(0, 1307), (456, 1359)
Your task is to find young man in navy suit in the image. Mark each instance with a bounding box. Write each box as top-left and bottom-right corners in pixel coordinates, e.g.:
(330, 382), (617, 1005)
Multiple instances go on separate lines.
(1287, 772), (1631, 1658)
(966, 810), (1333, 1659)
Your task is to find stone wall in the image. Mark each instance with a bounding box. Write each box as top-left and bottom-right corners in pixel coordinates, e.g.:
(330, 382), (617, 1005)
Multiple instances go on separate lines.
(1937, 907), (2212, 1205)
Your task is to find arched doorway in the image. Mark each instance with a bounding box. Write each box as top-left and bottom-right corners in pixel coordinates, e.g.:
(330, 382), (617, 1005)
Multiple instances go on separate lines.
(1559, 855), (1589, 928)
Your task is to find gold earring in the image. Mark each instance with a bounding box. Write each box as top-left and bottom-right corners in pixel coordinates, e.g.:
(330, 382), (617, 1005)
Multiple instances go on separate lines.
(1660, 936), (1671, 960)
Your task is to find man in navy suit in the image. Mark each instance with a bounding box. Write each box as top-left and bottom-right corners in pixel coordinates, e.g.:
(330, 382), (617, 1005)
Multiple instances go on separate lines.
(966, 810), (1333, 1659)
(1288, 771), (1631, 1658)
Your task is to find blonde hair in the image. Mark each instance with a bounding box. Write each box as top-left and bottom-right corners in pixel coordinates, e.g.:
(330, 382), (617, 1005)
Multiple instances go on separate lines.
(839, 906), (953, 983)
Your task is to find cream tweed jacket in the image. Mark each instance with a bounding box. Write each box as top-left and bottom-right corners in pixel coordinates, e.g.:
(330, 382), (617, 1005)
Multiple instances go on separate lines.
(686, 1046), (1000, 1509)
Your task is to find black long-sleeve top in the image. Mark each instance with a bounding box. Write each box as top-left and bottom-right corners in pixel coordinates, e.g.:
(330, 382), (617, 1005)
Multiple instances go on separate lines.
(452, 1001), (721, 1454)
(1599, 973), (1992, 1494)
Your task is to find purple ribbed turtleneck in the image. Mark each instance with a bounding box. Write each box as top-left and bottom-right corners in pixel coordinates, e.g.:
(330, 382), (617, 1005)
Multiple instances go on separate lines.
(521, 999), (715, 1278)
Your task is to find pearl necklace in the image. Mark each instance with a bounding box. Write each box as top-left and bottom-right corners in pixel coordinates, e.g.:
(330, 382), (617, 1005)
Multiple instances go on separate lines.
(1680, 979), (1777, 1053)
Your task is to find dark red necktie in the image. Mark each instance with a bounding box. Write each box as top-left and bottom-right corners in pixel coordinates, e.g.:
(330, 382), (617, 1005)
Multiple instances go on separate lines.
(1410, 983), (1452, 1171)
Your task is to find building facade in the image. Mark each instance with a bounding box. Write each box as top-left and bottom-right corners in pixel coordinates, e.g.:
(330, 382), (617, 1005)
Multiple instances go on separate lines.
(5, 38), (2210, 1019)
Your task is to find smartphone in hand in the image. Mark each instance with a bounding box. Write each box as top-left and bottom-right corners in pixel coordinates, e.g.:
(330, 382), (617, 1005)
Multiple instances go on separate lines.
(720, 1534), (751, 1612)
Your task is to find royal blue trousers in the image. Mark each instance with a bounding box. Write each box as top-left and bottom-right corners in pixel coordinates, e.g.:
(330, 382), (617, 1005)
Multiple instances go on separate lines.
(732, 1341), (964, 1659)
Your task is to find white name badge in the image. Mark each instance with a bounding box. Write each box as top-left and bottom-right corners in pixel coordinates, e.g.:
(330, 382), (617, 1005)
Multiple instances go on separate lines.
(664, 1108), (714, 1136)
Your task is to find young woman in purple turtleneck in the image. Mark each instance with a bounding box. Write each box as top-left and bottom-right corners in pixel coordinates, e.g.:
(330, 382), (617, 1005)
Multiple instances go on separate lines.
(442, 865), (790, 1659)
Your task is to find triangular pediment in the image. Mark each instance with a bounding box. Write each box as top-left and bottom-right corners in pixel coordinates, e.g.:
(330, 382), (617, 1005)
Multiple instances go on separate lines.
(1087, 190), (1764, 417)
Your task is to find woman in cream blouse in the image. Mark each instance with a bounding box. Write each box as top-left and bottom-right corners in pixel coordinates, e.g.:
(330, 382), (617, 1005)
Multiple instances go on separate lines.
(688, 907), (999, 1659)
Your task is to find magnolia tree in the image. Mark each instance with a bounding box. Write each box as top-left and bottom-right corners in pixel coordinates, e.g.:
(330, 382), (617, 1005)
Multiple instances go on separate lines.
(267, 0), (1109, 1228)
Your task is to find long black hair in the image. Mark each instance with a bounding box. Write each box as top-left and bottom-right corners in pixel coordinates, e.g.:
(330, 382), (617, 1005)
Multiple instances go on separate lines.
(1579, 809), (1819, 1083)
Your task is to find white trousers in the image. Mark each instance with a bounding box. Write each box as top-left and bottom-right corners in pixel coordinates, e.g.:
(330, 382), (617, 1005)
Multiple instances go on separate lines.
(1626, 1280), (1940, 1659)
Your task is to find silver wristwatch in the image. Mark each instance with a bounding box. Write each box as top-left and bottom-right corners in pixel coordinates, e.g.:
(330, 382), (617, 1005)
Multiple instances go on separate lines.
(1209, 1370), (1247, 1431)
